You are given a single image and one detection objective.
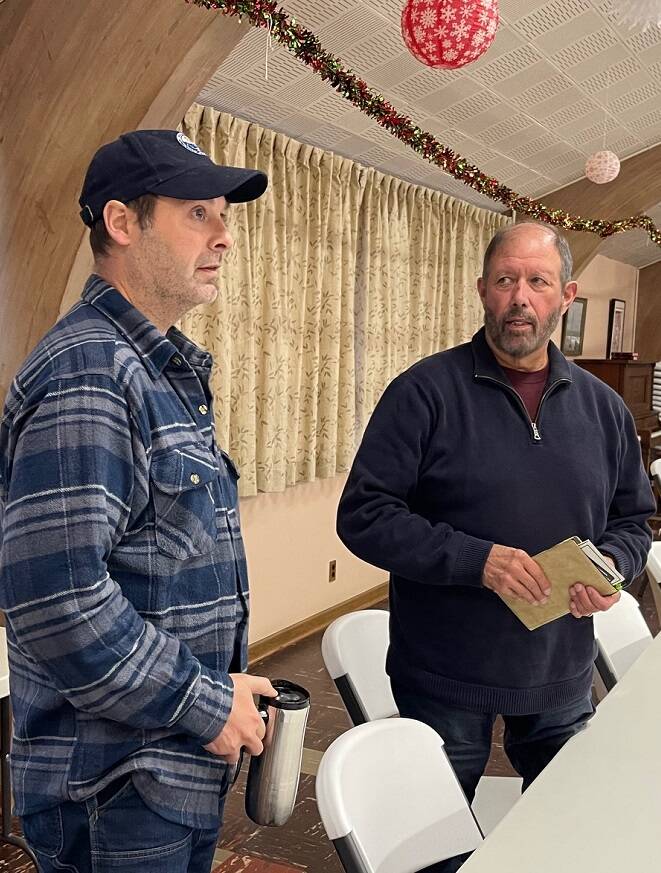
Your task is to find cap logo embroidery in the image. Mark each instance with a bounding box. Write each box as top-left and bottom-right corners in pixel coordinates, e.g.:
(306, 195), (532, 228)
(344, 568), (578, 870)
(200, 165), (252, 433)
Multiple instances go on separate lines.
(176, 132), (205, 156)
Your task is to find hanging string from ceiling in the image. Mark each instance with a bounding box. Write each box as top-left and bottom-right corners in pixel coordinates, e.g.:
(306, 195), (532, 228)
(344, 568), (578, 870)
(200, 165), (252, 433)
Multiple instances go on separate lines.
(187, 0), (661, 249)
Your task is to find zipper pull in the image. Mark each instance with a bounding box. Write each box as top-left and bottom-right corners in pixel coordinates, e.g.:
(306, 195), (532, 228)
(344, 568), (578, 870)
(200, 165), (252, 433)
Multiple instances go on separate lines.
(531, 422), (541, 441)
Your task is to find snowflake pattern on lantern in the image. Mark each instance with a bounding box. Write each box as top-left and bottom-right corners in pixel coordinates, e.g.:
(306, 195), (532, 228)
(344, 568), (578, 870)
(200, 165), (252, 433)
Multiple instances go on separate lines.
(401, 0), (499, 69)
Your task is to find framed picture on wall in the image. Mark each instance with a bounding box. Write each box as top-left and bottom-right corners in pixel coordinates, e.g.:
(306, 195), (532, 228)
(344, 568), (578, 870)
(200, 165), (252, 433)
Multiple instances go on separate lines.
(607, 299), (626, 357)
(560, 296), (588, 357)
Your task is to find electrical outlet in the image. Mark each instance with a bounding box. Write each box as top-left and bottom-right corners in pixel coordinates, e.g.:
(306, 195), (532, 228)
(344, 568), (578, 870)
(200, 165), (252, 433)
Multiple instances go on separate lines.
(328, 559), (337, 583)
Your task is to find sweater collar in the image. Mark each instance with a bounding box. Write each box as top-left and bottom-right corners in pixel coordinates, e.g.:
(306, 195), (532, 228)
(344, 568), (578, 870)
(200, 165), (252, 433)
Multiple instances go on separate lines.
(471, 326), (572, 385)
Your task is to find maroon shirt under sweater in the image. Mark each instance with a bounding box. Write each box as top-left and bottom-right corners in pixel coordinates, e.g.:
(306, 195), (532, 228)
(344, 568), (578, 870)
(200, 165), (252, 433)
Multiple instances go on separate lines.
(502, 363), (550, 421)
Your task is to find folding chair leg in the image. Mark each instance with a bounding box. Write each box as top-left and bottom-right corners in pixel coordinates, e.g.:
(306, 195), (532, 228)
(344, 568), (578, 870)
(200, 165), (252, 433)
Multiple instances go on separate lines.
(646, 568), (661, 627)
(1, 696), (38, 866)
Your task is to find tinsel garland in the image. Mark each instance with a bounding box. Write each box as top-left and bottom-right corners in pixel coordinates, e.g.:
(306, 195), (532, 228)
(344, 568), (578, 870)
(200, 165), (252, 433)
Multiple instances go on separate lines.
(187, 0), (661, 248)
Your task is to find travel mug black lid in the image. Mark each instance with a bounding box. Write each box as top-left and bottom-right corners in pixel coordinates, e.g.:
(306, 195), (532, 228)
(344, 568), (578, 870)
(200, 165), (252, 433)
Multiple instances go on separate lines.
(263, 679), (310, 710)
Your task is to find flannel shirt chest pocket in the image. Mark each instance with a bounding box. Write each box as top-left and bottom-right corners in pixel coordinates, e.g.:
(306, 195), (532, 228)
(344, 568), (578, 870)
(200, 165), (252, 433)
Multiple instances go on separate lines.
(150, 446), (220, 560)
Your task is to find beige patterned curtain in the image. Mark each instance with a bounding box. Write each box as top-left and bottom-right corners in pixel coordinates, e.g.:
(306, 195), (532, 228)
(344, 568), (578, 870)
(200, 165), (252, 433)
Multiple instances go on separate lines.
(180, 104), (510, 495)
(354, 174), (510, 430)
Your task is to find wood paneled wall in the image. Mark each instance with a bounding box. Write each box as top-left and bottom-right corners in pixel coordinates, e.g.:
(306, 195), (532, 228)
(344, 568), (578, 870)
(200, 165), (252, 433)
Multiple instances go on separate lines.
(0, 0), (247, 400)
(635, 261), (661, 362)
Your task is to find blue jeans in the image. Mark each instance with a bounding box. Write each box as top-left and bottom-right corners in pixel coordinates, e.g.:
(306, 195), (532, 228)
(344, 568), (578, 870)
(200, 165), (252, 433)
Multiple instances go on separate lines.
(392, 684), (595, 873)
(21, 776), (220, 873)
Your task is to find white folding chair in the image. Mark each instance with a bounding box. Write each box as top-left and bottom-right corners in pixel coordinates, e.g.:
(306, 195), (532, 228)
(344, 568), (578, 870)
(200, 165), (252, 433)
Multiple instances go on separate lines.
(646, 541), (661, 618)
(646, 460), (661, 621)
(316, 718), (483, 873)
(0, 627), (37, 864)
(593, 590), (653, 691)
(321, 610), (397, 723)
(651, 458), (661, 492)
(321, 610), (521, 834)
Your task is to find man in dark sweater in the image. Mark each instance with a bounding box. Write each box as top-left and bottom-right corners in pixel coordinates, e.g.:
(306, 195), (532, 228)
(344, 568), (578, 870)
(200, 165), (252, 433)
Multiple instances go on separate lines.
(336, 222), (654, 871)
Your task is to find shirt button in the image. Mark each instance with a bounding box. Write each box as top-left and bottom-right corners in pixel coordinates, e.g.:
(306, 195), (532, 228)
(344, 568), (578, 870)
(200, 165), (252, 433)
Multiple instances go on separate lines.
(172, 356), (183, 366)
(198, 404), (208, 415)
(190, 473), (201, 485)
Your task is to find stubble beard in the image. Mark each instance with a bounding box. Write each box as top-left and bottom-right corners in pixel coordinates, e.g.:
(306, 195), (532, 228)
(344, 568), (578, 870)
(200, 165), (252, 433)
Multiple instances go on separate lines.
(129, 232), (218, 325)
(484, 304), (562, 359)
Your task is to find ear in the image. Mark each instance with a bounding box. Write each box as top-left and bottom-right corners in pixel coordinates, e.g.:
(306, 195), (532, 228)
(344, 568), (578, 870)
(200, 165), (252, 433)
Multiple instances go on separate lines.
(477, 277), (486, 303)
(102, 200), (134, 248)
(561, 281), (578, 315)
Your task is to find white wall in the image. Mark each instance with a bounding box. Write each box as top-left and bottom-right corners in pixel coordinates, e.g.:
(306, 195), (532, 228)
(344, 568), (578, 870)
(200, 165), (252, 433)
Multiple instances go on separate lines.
(240, 473), (386, 643)
(552, 254), (638, 358)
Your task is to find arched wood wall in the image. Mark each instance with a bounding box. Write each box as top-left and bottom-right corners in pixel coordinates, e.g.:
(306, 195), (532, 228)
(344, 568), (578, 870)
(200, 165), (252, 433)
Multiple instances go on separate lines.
(0, 0), (247, 399)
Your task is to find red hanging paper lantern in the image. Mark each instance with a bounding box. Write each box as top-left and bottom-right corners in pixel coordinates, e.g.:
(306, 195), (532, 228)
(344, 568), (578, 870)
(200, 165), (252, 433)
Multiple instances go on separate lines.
(401, 0), (499, 70)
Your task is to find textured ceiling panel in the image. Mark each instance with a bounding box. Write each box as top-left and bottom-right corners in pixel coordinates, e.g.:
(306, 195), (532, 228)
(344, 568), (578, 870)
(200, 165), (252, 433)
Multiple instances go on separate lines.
(317, 8), (390, 56)
(199, 0), (661, 265)
(475, 44), (544, 85)
(533, 10), (603, 55)
(579, 56), (642, 94)
(547, 98), (600, 128)
(368, 52), (423, 88)
(417, 79), (482, 115)
(512, 0), (593, 40)
(551, 27), (618, 69)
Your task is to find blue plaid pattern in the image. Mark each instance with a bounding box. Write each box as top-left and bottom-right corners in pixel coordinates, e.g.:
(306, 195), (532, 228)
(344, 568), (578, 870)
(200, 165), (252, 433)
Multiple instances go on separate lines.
(0, 276), (248, 829)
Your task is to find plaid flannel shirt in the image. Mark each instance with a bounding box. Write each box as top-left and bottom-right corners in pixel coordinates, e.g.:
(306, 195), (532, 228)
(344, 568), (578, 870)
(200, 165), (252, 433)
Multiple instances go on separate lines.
(0, 275), (248, 829)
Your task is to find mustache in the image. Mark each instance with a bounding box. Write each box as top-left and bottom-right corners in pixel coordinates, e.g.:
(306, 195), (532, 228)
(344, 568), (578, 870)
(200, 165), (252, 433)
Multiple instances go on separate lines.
(502, 308), (536, 325)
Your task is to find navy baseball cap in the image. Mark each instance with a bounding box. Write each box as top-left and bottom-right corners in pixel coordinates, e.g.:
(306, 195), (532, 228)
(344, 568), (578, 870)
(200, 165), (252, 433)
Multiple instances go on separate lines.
(79, 129), (268, 227)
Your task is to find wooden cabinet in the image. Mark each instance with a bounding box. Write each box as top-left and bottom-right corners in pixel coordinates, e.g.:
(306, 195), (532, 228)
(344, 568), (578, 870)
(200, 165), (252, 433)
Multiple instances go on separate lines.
(575, 359), (655, 418)
(576, 358), (660, 470)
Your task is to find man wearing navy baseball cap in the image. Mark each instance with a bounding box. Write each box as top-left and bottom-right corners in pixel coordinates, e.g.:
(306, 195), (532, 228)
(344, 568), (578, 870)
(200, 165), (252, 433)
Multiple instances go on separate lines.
(0, 130), (275, 872)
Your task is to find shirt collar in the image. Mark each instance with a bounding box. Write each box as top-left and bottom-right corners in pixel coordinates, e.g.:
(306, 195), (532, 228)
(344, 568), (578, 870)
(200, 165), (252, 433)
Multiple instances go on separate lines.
(81, 275), (212, 377)
(471, 326), (572, 385)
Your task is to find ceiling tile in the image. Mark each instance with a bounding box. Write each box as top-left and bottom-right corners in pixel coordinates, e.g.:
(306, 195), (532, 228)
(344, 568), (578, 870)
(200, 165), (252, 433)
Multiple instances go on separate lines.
(391, 67), (461, 102)
(417, 79), (483, 115)
(358, 145), (400, 166)
(333, 134), (377, 156)
(548, 98), (601, 129)
(533, 9), (605, 54)
(512, 0), (593, 40)
(367, 52), (424, 88)
(474, 44), (544, 86)
(460, 104), (517, 135)
(495, 124), (551, 153)
(283, 0), (359, 29)
(341, 25), (407, 72)
(317, 7), (392, 57)
(333, 108), (375, 135)
(551, 26), (618, 69)
(610, 82), (661, 116)
(511, 73), (574, 109)
(522, 88), (586, 120)
(570, 43), (634, 82)
(482, 115), (536, 142)
(579, 56), (642, 94)
(489, 60), (559, 98)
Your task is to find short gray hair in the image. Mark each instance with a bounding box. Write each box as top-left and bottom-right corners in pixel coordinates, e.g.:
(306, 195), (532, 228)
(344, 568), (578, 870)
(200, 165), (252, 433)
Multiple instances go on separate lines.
(482, 222), (573, 286)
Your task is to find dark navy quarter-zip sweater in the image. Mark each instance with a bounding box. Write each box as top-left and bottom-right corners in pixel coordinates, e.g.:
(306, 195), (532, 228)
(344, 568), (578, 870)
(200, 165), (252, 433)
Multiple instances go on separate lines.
(337, 328), (655, 715)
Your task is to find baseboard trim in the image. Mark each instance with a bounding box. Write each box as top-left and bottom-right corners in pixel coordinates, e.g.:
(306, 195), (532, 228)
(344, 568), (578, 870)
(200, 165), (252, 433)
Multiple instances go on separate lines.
(248, 580), (389, 665)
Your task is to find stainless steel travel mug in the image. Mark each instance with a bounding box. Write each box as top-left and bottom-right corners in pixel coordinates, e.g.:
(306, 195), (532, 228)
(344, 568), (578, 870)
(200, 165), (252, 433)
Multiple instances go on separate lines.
(244, 679), (310, 827)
